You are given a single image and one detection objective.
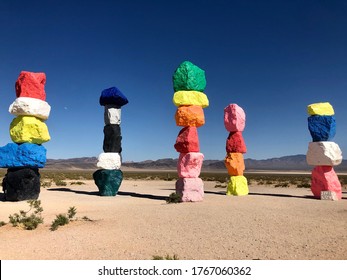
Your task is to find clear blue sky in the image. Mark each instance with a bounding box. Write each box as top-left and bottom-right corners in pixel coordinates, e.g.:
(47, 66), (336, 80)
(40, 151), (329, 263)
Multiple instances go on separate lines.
(0, 0), (346, 161)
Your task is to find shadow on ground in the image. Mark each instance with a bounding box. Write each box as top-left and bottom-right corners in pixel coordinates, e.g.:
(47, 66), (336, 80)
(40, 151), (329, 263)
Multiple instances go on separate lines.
(47, 188), (168, 201)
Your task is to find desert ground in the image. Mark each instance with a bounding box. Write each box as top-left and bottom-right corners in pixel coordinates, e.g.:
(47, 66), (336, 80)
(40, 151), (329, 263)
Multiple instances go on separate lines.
(0, 179), (346, 260)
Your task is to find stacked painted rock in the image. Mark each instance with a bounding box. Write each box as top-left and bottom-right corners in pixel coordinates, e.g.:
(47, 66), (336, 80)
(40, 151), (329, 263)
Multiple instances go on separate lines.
(306, 102), (343, 199)
(1, 71), (50, 201)
(93, 87), (128, 196)
(224, 104), (248, 196)
(172, 61), (209, 202)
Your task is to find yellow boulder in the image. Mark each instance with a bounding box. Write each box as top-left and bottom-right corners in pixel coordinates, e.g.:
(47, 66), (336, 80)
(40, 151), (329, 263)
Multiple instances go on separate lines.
(307, 102), (334, 116)
(173, 91), (209, 108)
(227, 176), (248, 196)
(10, 116), (50, 144)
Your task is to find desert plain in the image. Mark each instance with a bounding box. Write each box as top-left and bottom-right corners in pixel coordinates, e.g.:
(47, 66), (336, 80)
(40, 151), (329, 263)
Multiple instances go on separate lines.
(0, 176), (346, 260)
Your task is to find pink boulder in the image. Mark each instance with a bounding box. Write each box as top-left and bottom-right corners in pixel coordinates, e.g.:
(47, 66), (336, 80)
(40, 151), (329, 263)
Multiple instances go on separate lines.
(226, 131), (247, 153)
(311, 166), (342, 199)
(177, 152), (204, 178)
(224, 104), (245, 132)
(176, 178), (204, 202)
(174, 126), (200, 153)
(15, 71), (46, 100)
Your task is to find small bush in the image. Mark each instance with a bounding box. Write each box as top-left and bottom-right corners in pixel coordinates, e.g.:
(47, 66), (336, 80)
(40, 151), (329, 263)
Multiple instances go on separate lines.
(54, 179), (67, 186)
(41, 180), (52, 188)
(50, 214), (70, 231)
(50, 206), (77, 231)
(166, 192), (182, 204)
(9, 200), (44, 230)
(214, 184), (226, 188)
(0, 221), (6, 227)
(297, 182), (311, 188)
(274, 182), (289, 188)
(70, 181), (85, 185)
(67, 207), (77, 219)
(152, 254), (179, 260)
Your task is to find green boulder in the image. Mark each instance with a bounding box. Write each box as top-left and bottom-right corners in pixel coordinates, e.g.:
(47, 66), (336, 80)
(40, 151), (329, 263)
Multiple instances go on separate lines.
(173, 61), (206, 92)
(93, 169), (123, 196)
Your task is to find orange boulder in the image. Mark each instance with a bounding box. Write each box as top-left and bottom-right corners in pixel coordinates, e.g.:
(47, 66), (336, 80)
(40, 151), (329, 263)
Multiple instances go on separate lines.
(224, 153), (245, 176)
(175, 105), (205, 127)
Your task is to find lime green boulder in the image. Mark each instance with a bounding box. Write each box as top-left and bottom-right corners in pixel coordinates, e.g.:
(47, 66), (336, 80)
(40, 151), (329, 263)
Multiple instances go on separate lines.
(173, 61), (206, 92)
(173, 91), (209, 108)
(10, 116), (50, 144)
(93, 169), (123, 196)
(227, 176), (248, 196)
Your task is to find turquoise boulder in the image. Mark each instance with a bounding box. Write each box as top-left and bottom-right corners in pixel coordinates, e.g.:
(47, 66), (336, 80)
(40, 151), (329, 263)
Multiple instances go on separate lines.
(93, 169), (123, 196)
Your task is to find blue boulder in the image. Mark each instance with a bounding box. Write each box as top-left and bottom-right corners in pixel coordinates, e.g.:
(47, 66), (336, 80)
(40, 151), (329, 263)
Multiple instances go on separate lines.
(99, 87), (129, 107)
(308, 116), (336, 142)
(0, 143), (46, 168)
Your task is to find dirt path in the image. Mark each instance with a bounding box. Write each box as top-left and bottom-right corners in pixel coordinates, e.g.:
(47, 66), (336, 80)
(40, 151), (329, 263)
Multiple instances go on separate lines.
(0, 180), (346, 260)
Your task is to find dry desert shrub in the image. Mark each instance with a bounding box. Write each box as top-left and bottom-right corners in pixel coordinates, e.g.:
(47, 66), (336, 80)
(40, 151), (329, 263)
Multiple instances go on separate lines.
(9, 200), (44, 230)
(152, 254), (179, 260)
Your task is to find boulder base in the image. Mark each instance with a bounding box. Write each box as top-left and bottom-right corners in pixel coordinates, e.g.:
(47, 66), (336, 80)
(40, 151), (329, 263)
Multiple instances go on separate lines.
(175, 178), (204, 202)
(103, 124), (122, 153)
(104, 105), (121, 125)
(173, 91), (209, 108)
(173, 61), (206, 92)
(226, 131), (247, 153)
(177, 152), (204, 178)
(10, 116), (50, 144)
(308, 116), (336, 142)
(174, 126), (200, 153)
(311, 166), (342, 199)
(224, 153), (245, 176)
(0, 143), (46, 168)
(227, 176), (248, 196)
(224, 104), (246, 132)
(99, 87), (128, 107)
(307, 102), (334, 116)
(93, 169), (123, 196)
(2, 168), (40, 201)
(97, 153), (122, 170)
(175, 105), (205, 127)
(15, 71), (46, 100)
(306, 141), (342, 166)
(9, 97), (51, 120)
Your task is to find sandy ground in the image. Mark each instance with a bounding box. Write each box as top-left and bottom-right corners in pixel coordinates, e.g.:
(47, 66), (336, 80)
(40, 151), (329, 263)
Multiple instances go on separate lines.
(0, 180), (346, 260)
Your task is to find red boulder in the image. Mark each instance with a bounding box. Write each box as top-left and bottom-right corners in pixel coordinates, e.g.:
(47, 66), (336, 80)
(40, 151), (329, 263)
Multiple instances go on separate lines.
(226, 131), (247, 153)
(174, 126), (200, 153)
(15, 71), (46, 100)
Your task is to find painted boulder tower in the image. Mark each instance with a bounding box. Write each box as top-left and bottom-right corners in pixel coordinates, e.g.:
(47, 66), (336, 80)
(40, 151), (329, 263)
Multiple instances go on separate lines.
(306, 102), (342, 200)
(93, 87), (128, 196)
(172, 61), (208, 202)
(224, 104), (248, 196)
(1, 71), (51, 201)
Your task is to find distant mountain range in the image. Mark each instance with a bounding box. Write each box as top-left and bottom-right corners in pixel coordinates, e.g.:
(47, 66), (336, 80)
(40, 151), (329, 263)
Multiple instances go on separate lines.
(45, 155), (347, 172)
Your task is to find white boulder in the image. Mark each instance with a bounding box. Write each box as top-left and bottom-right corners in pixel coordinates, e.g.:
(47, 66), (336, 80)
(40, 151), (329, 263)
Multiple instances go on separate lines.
(306, 141), (342, 166)
(9, 97), (51, 120)
(104, 105), (121, 125)
(97, 152), (121, 170)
